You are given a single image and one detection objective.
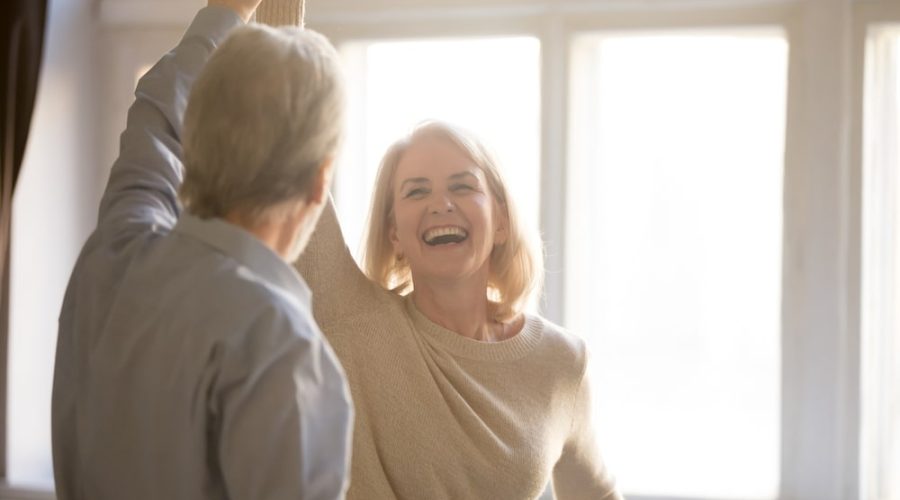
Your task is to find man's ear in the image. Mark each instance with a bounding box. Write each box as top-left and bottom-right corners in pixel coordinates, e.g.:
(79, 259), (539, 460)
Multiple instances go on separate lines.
(308, 157), (335, 206)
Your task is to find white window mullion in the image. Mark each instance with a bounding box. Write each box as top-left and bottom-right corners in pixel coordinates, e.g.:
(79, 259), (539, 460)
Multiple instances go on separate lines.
(538, 13), (569, 324)
(780, 4), (859, 499)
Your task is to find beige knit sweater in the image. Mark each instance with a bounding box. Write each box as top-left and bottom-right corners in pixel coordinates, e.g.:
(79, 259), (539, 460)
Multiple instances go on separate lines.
(295, 201), (622, 500)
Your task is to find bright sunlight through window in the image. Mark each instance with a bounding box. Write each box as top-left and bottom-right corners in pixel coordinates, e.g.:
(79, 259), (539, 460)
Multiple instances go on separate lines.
(861, 24), (900, 500)
(566, 30), (788, 499)
(335, 37), (540, 261)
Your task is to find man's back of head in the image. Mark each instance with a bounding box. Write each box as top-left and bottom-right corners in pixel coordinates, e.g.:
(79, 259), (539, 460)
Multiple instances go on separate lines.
(181, 23), (345, 260)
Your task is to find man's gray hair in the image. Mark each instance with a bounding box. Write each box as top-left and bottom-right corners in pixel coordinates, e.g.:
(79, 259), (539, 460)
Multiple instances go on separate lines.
(181, 24), (345, 222)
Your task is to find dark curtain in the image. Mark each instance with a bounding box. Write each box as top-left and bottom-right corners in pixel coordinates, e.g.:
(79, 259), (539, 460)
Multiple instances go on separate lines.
(0, 0), (48, 477)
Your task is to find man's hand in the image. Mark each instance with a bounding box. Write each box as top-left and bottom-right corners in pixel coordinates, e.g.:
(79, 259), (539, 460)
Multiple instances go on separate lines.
(208, 0), (264, 22)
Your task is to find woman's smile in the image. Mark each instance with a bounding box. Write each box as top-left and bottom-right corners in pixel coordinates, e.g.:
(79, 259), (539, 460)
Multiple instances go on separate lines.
(422, 225), (469, 246)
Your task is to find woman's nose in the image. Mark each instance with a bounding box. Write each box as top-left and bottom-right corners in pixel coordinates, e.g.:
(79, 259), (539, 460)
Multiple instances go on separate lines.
(429, 195), (454, 214)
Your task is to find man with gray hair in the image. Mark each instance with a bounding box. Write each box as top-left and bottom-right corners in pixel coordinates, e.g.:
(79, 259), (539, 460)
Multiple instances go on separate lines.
(51, 1), (353, 499)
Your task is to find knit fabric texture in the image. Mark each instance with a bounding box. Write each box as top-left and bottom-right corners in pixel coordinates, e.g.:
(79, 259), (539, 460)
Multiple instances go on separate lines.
(256, 0), (304, 26)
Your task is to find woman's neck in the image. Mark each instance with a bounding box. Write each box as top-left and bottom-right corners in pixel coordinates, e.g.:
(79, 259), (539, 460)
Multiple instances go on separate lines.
(411, 279), (501, 342)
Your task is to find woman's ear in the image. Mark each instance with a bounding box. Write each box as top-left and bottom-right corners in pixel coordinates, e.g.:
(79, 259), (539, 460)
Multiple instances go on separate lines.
(389, 217), (403, 258)
(493, 204), (509, 246)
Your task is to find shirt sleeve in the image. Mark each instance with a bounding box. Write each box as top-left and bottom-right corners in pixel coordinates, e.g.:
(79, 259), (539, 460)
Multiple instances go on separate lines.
(215, 306), (354, 500)
(552, 365), (624, 500)
(95, 6), (242, 237)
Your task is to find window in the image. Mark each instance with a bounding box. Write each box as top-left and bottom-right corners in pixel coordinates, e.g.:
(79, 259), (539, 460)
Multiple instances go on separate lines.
(566, 30), (788, 499)
(861, 23), (900, 500)
(334, 37), (541, 260)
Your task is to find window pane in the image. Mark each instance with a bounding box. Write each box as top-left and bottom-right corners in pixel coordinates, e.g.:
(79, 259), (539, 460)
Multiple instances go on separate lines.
(861, 25), (900, 500)
(335, 37), (540, 261)
(566, 31), (787, 499)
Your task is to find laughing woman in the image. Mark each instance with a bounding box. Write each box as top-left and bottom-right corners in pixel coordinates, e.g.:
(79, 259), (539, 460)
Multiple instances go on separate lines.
(296, 121), (623, 500)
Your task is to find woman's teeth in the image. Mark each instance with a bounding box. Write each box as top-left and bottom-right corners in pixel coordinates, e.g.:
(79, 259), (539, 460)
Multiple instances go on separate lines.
(423, 226), (468, 245)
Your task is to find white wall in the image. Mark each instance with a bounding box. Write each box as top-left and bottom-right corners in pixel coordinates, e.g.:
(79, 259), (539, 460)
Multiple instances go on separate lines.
(8, 0), (100, 489)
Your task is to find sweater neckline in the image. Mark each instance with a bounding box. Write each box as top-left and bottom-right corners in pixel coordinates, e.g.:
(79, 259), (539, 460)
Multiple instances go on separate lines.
(404, 296), (543, 362)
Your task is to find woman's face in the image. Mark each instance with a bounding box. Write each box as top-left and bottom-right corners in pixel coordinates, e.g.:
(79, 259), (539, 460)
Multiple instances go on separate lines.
(389, 136), (508, 287)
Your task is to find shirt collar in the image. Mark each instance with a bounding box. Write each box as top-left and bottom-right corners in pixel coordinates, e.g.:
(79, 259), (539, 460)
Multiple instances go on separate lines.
(174, 213), (312, 307)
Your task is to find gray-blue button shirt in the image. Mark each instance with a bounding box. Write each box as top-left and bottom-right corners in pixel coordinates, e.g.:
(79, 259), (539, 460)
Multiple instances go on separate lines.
(51, 7), (353, 500)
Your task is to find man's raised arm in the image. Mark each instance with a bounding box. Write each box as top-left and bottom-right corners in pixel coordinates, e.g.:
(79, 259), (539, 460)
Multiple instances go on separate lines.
(95, 3), (253, 235)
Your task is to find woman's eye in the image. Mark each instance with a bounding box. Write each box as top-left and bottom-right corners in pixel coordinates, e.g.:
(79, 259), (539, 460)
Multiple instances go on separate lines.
(404, 188), (428, 198)
(451, 184), (475, 192)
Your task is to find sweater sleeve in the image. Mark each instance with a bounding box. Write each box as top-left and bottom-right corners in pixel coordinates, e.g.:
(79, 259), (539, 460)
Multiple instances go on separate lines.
(294, 197), (382, 327)
(552, 366), (624, 500)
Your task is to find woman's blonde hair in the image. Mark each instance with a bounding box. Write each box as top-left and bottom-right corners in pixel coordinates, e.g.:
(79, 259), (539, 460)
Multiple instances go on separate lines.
(362, 121), (543, 321)
(180, 24), (344, 224)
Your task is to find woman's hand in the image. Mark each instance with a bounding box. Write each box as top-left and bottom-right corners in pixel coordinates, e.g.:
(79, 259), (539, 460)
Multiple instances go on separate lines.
(208, 0), (264, 22)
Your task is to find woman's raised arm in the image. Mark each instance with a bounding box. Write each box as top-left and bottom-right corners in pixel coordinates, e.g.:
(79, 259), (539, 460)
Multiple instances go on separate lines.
(294, 196), (383, 328)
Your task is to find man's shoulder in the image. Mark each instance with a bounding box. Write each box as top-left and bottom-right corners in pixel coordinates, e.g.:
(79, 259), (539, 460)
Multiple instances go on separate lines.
(210, 264), (322, 345)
